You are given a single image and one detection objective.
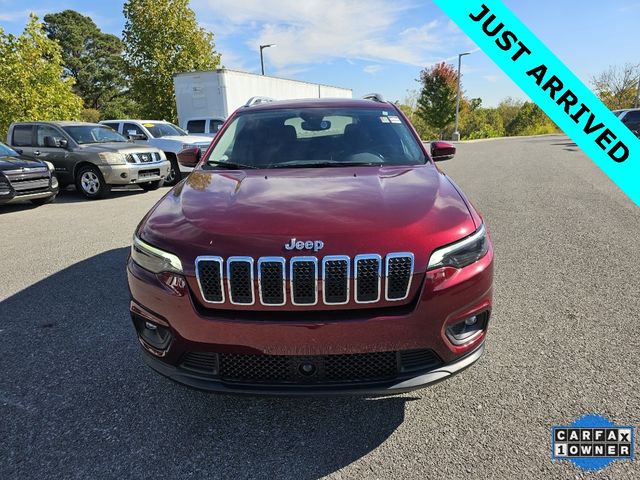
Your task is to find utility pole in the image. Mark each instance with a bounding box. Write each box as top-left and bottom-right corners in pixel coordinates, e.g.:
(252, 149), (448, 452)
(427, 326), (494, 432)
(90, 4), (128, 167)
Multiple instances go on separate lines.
(453, 52), (471, 142)
(635, 75), (640, 108)
(259, 44), (276, 75)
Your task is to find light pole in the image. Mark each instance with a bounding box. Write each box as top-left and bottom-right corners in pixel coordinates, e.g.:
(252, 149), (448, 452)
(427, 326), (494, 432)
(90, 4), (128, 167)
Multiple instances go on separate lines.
(453, 52), (471, 141)
(635, 74), (640, 108)
(259, 44), (276, 76)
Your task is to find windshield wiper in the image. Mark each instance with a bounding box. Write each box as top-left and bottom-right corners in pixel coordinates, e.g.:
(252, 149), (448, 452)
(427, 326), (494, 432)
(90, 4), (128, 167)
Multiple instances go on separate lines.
(270, 161), (383, 168)
(206, 160), (259, 170)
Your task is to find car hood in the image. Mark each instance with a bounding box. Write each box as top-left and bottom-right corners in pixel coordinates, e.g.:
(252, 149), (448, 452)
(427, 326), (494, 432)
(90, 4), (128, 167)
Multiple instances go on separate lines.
(140, 165), (476, 273)
(0, 154), (48, 171)
(156, 135), (212, 145)
(76, 142), (160, 154)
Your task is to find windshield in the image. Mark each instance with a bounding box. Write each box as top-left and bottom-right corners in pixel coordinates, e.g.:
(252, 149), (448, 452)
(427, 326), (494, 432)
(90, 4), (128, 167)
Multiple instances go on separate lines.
(202, 107), (426, 170)
(0, 142), (19, 156)
(143, 122), (187, 138)
(63, 126), (127, 144)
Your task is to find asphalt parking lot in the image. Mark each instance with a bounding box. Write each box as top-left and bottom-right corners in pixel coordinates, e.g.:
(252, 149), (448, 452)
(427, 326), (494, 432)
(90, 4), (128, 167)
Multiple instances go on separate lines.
(1, 135), (638, 479)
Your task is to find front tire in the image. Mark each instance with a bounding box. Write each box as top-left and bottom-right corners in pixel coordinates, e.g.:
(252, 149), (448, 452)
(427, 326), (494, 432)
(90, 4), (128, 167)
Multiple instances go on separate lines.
(30, 194), (56, 206)
(139, 180), (163, 191)
(163, 154), (181, 186)
(75, 165), (111, 199)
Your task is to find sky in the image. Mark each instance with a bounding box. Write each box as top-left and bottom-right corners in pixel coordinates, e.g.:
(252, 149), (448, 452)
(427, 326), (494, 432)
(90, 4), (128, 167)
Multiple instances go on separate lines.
(1, 0), (639, 107)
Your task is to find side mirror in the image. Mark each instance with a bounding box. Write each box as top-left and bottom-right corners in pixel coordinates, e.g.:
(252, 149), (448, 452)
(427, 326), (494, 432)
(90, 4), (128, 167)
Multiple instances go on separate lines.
(430, 141), (456, 161)
(58, 138), (68, 149)
(128, 133), (147, 141)
(177, 146), (201, 168)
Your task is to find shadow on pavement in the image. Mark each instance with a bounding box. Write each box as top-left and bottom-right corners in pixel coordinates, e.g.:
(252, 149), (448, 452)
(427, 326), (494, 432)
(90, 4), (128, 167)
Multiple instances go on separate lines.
(0, 248), (407, 479)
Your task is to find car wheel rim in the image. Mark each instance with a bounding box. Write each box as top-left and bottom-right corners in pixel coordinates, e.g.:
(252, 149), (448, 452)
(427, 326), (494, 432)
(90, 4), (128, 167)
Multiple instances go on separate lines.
(81, 172), (100, 194)
(166, 167), (176, 183)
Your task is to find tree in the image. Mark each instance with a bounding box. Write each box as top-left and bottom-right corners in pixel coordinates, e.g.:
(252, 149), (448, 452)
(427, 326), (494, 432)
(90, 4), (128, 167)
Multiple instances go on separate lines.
(0, 15), (83, 137)
(505, 102), (555, 136)
(123, 0), (221, 121)
(591, 64), (640, 110)
(43, 10), (133, 118)
(416, 62), (458, 139)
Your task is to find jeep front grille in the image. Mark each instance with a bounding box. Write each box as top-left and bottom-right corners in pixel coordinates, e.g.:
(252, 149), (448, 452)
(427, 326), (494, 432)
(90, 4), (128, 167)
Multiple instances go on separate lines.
(195, 252), (414, 307)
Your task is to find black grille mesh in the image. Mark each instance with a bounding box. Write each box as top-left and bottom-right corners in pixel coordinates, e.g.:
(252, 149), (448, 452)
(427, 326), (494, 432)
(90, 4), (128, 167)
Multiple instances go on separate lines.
(386, 256), (412, 300)
(356, 258), (380, 302)
(181, 349), (442, 385)
(291, 261), (316, 304)
(324, 259), (348, 303)
(198, 260), (223, 302)
(220, 353), (290, 382)
(228, 260), (253, 304)
(220, 351), (398, 384)
(259, 261), (285, 305)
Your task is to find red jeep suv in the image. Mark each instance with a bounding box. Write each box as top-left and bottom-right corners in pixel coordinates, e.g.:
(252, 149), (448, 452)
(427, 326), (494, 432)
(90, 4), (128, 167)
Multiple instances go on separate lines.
(127, 96), (493, 394)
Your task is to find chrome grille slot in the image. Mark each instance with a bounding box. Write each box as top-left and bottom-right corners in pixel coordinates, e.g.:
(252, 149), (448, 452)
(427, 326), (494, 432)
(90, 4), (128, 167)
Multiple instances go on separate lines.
(195, 256), (224, 303)
(10, 178), (50, 192)
(227, 257), (254, 305)
(258, 257), (285, 305)
(385, 253), (414, 301)
(290, 257), (318, 305)
(322, 256), (349, 305)
(354, 254), (382, 303)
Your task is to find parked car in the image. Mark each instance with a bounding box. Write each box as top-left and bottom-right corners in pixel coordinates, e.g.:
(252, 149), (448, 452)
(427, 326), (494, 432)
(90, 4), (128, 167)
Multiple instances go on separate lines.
(182, 117), (225, 138)
(127, 95), (494, 395)
(7, 122), (170, 199)
(0, 141), (58, 206)
(613, 108), (640, 137)
(100, 120), (212, 186)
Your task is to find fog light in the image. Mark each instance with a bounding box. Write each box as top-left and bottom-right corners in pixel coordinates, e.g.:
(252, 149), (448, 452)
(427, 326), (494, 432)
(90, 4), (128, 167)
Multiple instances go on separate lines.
(131, 313), (172, 353)
(446, 312), (488, 346)
(121, 172), (128, 179)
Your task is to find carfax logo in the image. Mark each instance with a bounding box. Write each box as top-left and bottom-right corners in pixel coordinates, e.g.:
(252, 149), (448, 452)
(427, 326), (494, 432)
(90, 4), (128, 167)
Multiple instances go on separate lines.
(552, 415), (635, 471)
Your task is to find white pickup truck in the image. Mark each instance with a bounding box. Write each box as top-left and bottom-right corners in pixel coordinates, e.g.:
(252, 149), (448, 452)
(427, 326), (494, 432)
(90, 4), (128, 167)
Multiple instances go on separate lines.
(100, 119), (212, 185)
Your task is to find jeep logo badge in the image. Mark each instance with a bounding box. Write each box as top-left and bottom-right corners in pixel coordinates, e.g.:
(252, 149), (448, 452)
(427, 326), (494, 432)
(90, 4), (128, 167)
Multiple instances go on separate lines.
(284, 238), (324, 252)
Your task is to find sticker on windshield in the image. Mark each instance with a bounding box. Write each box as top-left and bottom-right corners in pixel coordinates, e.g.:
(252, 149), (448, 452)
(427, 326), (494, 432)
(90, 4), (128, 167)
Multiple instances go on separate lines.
(388, 116), (401, 124)
(380, 116), (390, 123)
(143, 123), (154, 128)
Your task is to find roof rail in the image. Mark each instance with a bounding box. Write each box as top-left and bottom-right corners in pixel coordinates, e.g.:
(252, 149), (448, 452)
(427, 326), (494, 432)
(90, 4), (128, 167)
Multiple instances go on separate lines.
(244, 96), (275, 107)
(362, 93), (386, 103)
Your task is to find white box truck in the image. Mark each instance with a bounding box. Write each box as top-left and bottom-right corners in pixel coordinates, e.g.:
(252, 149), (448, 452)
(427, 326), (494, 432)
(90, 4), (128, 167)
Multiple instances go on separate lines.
(174, 69), (352, 136)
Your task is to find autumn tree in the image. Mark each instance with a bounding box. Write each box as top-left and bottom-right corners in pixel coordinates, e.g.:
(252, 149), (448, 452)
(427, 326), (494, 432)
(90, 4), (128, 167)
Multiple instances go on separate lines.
(591, 63), (640, 110)
(416, 62), (459, 139)
(0, 15), (83, 136)
(123, 0), (221, 121)
(43, 10), (132, 117)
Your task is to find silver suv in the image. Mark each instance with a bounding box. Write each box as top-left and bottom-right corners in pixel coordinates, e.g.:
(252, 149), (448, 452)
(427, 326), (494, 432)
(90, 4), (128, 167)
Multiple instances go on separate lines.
(7, 122), (171, 199)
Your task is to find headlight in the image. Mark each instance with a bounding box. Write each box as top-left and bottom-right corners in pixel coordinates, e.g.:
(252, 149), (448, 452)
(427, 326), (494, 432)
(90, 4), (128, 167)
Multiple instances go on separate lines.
(98, 152), (126, 165)
(131, 235), (183, 274)
(427, 224), (489, 270)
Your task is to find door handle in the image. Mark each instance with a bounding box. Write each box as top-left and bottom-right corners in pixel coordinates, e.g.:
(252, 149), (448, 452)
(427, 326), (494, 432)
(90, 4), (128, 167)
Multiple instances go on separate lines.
(34, 150), (41, 156)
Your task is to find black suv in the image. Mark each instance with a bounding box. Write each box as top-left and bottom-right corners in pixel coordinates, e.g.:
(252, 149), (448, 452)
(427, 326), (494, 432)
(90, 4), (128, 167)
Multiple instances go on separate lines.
(0, 142), (58, 206)
(614, 108), (640, 137)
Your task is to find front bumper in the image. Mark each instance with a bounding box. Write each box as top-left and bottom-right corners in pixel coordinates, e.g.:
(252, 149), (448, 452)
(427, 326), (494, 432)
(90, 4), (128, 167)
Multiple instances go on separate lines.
(140, 342), (485, 395)
(127, 244), (493, 394)
(98, 160), (171, 185)
(0, 182), (58, 205)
